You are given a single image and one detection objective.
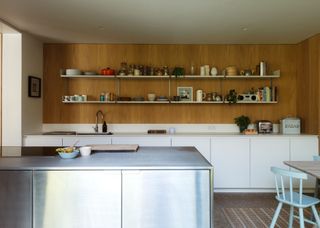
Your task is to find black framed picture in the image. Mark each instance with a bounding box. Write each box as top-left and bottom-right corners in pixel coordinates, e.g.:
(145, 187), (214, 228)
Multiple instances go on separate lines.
(28, 76), (41, 98)
(177, 86), (193, 101)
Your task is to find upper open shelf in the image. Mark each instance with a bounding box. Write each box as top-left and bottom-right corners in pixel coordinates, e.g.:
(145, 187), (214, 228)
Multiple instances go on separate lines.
(61, 74), (280, 79)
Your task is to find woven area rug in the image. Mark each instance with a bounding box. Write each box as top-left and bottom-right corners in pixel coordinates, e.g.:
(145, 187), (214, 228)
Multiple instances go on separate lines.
(220, 207), (314, 228)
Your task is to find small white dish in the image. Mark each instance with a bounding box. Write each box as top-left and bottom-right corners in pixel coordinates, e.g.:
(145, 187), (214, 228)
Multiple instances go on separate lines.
(84, 71), (96, 75)
(66, 69), (82, 75)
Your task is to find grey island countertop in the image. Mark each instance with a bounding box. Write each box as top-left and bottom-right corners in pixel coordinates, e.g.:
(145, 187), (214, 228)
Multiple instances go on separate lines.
(0, 146), (212, 170)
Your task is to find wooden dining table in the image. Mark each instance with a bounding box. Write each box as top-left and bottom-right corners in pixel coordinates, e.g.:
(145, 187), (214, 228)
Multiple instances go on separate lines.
(284, 161), (320, 221)
(284, 161), (320, 179)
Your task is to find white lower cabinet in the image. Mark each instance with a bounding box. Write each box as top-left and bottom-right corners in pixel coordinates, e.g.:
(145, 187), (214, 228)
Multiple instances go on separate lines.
(23, 136), (63, 147)
(211, 137), (250, 189)
(290, 137), (318, 160)
(290, 137), (318, 188)
(250, 137), (290, 188)
(171, 137), (211, 162)
(112, 136), (171, 147)
(62, 136), (111, 146)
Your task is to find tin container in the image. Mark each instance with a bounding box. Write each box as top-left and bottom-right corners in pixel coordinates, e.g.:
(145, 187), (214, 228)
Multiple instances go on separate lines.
(260, 61), (267, 76)
(280, 117), (301, 134)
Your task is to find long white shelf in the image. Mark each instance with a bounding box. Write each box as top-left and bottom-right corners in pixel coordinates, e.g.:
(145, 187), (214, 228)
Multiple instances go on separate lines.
(117, 101), (170, 104)
(61, 75), (116, 78)
(62, 100), (277, 104)
(61, 75), (169, 79)
(61, 74), (280, 79)
(170, 101), (224, 104)
(236, 101), (278, 104)
(62, 101), (116, 104)
(116, 75), (170, 79)
(224, 75), (280, 79)
(172, 75), (225, 79)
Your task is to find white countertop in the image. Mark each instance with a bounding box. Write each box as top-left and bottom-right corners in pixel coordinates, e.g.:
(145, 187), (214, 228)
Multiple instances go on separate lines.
(25, 132), (317, 137)
(22, 123), (317, 137)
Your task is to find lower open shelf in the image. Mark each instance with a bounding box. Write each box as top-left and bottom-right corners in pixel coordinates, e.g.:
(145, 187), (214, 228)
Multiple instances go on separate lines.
(63, 100), (278, 104)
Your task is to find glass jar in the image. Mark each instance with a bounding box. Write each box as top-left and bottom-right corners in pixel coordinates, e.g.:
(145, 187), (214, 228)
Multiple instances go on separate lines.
(100, 92), (105, 101)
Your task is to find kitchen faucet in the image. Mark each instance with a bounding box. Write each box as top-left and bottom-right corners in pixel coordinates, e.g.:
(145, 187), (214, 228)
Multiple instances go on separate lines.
(93, 110), (104, 133)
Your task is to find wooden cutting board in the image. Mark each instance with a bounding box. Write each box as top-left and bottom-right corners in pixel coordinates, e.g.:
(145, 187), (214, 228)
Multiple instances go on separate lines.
(88, 144), (139, 152)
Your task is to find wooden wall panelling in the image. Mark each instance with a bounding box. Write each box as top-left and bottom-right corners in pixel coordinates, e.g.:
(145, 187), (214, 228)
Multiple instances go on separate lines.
(0, 34), (2, 145)
(296, 41), (310, 133)
(318, 38), (320, 135)
(43, 44), (297, 124)
(296, 35), (320, 134)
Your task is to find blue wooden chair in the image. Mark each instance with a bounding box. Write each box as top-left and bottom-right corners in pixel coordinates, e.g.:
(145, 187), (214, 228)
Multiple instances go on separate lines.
(270, 166), (320, 228)
(313, 155), (320, 198)
(313, 155), (320, 161)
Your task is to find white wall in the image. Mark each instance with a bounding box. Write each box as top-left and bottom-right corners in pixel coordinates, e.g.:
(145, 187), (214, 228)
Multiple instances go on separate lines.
(2, 33), (22, 146)
(21, 33), (43, 134)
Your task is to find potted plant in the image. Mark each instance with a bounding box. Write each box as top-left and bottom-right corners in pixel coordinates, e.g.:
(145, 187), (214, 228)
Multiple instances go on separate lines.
(234, 115), (251, 133)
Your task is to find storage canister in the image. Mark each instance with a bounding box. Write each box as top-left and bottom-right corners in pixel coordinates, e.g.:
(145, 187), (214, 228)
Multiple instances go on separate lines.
(280, 117), (301, 134)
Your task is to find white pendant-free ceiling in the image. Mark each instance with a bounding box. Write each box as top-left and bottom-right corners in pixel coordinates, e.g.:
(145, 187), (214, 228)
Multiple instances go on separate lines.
(0, 0), (320, 44)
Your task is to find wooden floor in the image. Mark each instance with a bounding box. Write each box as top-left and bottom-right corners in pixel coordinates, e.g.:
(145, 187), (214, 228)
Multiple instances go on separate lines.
(214, 193), (316, 228)
(214, 193), (277, 227)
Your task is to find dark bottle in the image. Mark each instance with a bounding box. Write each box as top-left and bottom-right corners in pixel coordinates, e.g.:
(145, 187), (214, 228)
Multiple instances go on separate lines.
(102, 121), (107, 133)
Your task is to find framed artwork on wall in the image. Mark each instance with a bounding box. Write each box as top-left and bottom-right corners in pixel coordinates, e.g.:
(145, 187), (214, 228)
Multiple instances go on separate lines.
(28, 76), (41, 98)
(177, 87), (193, 101)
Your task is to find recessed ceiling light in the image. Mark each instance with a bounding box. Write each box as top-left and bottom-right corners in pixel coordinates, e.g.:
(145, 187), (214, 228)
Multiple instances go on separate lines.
(242, 27), (248, 31)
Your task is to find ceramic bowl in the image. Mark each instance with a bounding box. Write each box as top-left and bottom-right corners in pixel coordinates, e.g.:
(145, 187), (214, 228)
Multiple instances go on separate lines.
(66, 69), (82, 75)
(147, 93), (156, 101)
(58, 150), (79, 159)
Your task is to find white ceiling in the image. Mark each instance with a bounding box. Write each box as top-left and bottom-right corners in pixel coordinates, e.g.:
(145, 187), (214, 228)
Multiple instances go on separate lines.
(0, 0), (320, 44)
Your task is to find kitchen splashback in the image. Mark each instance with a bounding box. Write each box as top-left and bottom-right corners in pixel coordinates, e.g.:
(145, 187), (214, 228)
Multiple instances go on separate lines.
(43, 44), (297, 124)
(42, 123), (280, 134)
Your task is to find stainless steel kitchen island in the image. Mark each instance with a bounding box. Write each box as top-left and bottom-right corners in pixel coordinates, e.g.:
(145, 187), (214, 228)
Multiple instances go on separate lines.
(0, 146), (213, 228)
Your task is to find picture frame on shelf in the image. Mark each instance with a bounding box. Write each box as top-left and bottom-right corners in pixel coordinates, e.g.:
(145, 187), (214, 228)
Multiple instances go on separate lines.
(177, 87), (193, 101)
(28, 76), (41, 98)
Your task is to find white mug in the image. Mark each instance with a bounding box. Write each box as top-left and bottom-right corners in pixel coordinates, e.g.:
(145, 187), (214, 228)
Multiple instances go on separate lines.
(200, 66), (205, 76)
(80, 146), (92, 156)
(134, 69), (140, 76)
(196, 90), (206, 102)
(74, 94), (80, 101)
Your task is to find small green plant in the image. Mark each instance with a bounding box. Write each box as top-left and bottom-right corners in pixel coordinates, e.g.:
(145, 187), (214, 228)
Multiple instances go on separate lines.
(234, 115), (251, 133)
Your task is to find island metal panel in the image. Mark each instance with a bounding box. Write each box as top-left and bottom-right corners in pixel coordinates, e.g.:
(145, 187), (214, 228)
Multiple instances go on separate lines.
(122, 170), (211, 228)
(0, 171), (32, 228)
(33, 171), (121, 228)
